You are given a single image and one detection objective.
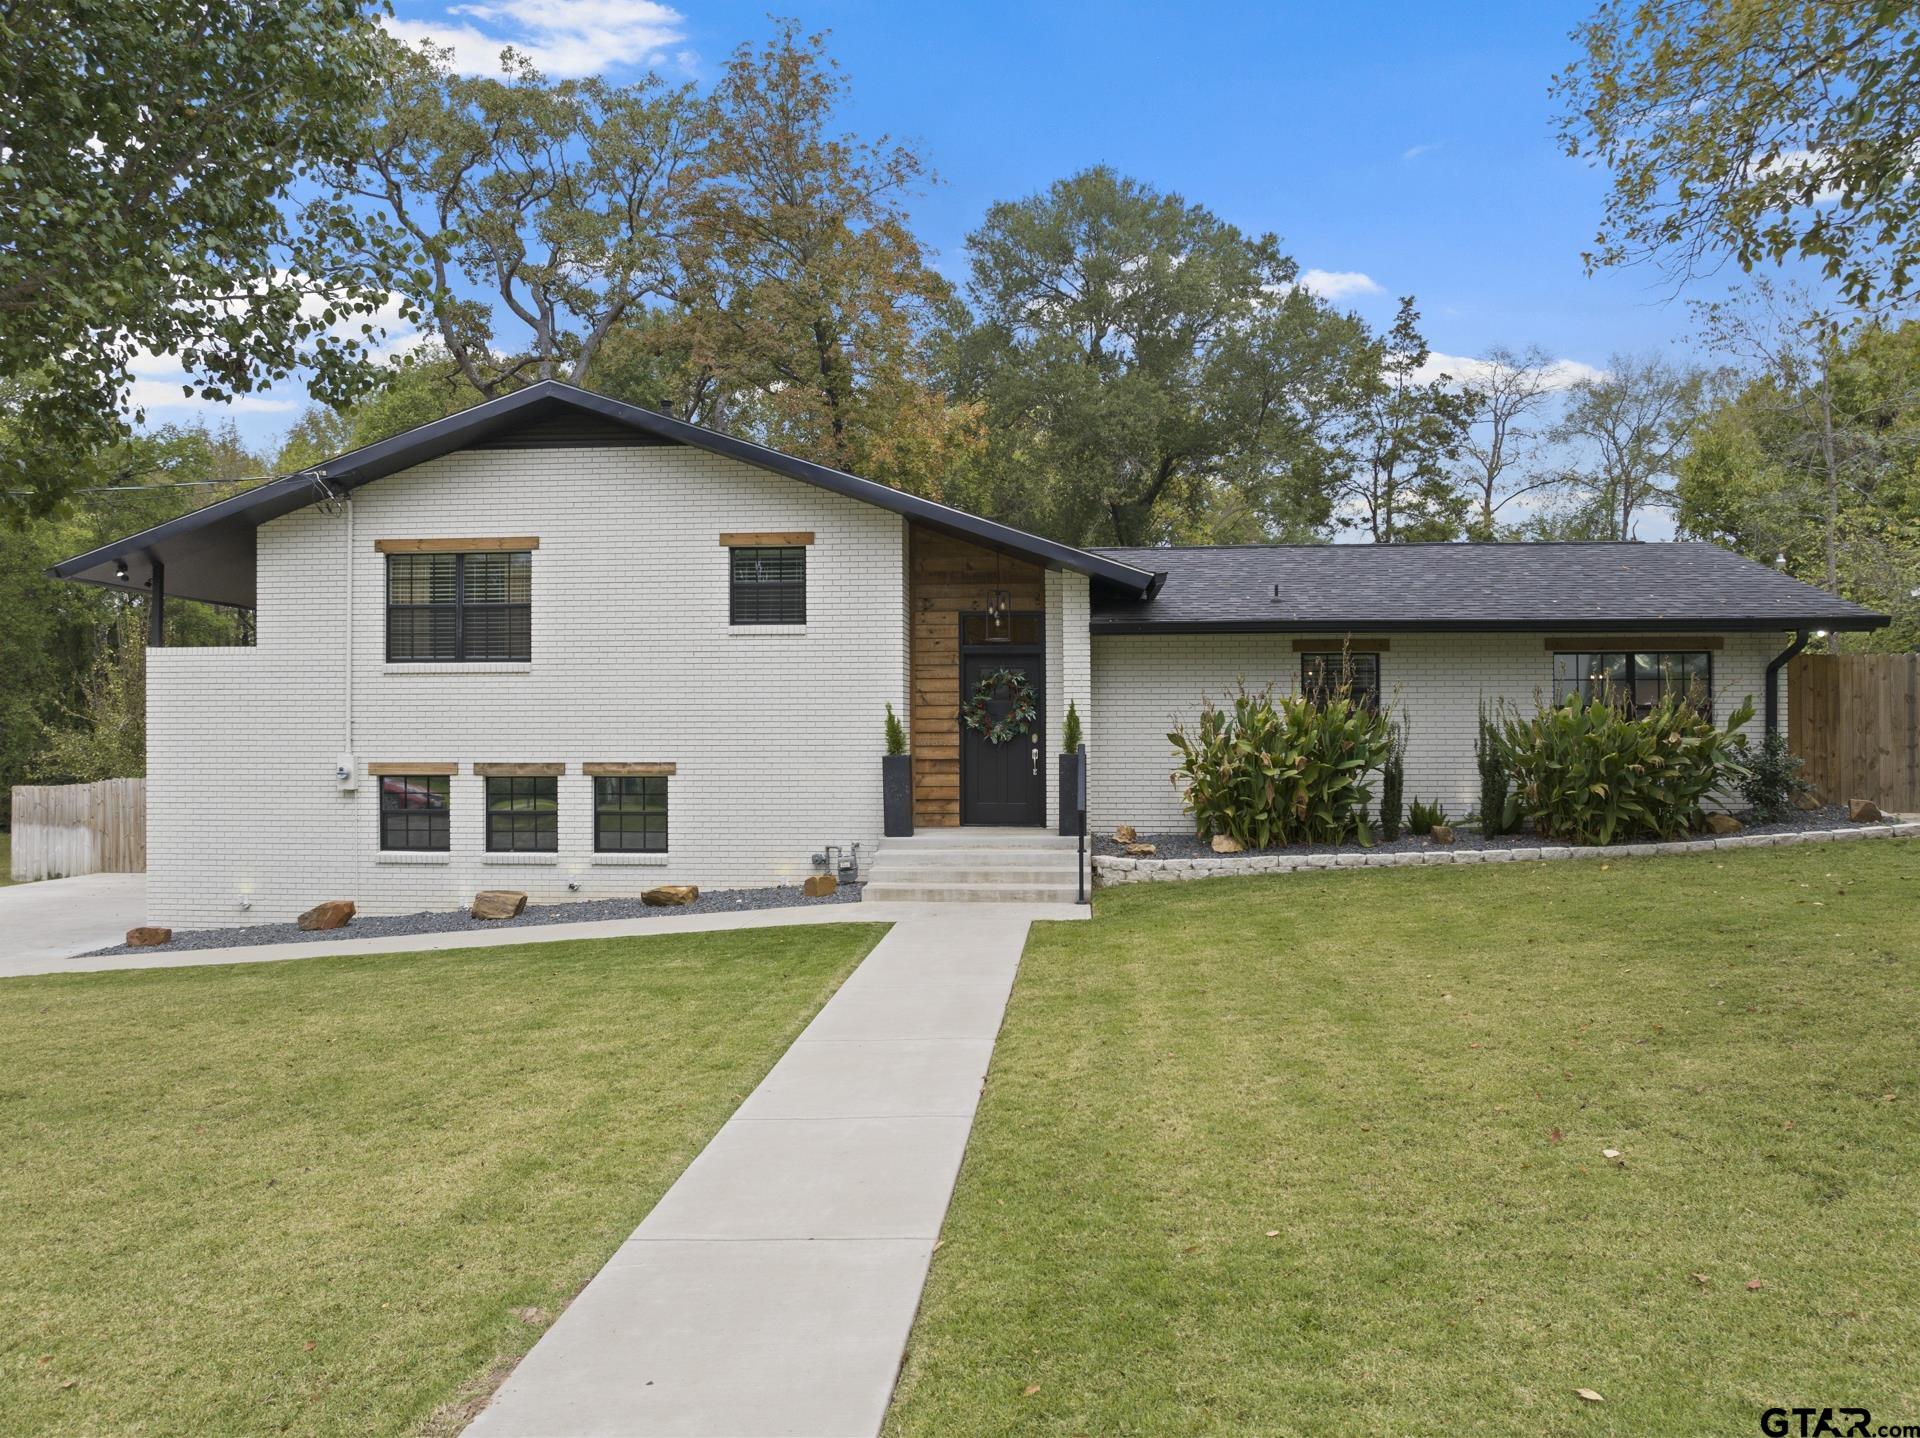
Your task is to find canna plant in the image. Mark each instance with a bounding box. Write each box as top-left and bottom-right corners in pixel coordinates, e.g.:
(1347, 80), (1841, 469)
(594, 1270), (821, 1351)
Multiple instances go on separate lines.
(1496, 690), (1756, 844)
(1168, 680), (1393, 849)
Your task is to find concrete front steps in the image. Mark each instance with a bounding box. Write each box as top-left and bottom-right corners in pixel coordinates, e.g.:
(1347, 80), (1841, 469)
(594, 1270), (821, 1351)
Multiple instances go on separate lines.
(864, 828), (1085, 904)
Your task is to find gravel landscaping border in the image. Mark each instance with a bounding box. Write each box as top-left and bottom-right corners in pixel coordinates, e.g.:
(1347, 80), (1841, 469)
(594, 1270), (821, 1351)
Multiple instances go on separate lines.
(1095, 810), (1920, 886)
(86, 882), (866, 956)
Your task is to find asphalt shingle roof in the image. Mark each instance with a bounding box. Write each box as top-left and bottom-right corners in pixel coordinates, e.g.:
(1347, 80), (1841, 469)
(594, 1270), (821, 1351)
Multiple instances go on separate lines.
(1090, 542), (1888, 633)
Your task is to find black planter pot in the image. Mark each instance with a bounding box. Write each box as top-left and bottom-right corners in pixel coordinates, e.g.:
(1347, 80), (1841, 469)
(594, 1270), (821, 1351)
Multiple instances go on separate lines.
(882, 753), (914, 837)
(1058, 751), (1084, 836)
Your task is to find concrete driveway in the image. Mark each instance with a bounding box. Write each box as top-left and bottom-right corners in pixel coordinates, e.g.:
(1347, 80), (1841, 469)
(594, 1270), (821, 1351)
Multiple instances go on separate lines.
(0, 873), (146, 976)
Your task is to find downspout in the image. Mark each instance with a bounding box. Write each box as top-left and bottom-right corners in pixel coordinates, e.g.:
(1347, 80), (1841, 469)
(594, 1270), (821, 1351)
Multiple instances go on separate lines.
(342, 488), (354, 761)
(1764, 630), (1809, 738)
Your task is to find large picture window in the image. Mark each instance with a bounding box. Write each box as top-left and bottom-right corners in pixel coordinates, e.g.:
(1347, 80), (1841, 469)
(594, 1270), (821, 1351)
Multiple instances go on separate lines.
(386, 551), (532, 662)
(380, 774), (450, 851)
(1300, 651), (1380, 709)
(1553, 651), (1713, 719)
(485, 775), (558, 852)
(595, 775), (668, 852)
(729, 546), (806, 625)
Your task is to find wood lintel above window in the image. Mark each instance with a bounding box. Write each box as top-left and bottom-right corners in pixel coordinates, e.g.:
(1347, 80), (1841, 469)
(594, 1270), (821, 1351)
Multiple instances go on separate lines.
(367, 761), (458, 776)
(1293, 637), (1391, 653)
(375, 537), (541, 554)
(719, 531), (814, 547)
(1543, 635), (1723, 651)
(473, 762), (566, 777)
(583, 761), (678, 777)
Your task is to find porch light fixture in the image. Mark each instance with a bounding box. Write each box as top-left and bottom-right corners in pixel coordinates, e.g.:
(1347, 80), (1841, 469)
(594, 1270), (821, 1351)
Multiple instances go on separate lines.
(986, 587), (1011, 637)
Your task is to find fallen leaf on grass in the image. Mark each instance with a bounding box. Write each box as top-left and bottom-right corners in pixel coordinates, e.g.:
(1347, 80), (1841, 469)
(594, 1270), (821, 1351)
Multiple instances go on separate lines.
(1690, 1273), (1709, 1286)
(1746, 1279), (1764, 1291)
(1575, 1387), (1604, 1403)
(1549, 1128), (1564, 1144)
(1601, 1148), (1621, 1160)
(1265, 1230), (1280, 1238)
(59, 1379), (76, 1391)
(1022, 1383), (1041, 1397)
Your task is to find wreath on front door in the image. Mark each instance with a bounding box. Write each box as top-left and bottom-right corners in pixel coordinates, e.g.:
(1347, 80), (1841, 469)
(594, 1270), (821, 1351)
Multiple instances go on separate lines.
(960, 668), (1038, 745)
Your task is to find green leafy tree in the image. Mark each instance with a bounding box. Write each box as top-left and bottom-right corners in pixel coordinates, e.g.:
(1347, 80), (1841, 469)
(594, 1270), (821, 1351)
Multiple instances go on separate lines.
(946, 166), (1371, 546)
(0, 0), (403, 520)
(1332, 299), (1475, 543)
(1554, 1), (1920, 313)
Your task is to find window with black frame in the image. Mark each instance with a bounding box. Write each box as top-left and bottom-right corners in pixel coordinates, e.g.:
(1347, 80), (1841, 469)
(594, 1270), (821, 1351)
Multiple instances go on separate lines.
(379, 774), (450, 851)
(386, 551), (532, 662)
(485, 775), (558, 851)
(729, 545), (806, 625)
(595, 775), (668, 852)
(1553, 651), (1713, 719)
(1300, 652), (1380, 709)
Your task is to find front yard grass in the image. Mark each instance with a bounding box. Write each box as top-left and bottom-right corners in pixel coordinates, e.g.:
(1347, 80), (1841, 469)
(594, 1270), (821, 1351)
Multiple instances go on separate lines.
(887, 845), (1920, 1437)
(0, 923), (883, 1436)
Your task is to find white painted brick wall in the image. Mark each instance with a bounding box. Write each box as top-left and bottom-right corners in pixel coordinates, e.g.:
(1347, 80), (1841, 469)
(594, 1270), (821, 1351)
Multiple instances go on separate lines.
(1042, 569), (1092, 826)
(148, 446), (909, 926)
(1088, 630), (1788, 835)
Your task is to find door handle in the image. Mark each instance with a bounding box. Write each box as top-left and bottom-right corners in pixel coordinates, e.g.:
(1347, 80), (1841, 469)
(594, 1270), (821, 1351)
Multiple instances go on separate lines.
(1031, 743), (1039, 777)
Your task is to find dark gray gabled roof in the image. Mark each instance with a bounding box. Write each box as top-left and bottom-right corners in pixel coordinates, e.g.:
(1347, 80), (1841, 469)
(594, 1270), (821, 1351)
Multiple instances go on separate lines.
(1088, 542), (1888, 633)
(50, 381), (1160, 607)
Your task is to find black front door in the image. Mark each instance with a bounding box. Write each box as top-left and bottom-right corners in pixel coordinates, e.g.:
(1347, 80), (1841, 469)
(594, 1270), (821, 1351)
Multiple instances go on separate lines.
(960, 642), (1045, 826)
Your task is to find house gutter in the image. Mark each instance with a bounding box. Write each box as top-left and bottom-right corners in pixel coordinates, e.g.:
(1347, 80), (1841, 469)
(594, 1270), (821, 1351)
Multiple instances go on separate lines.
(1764, 630), (1810, 737)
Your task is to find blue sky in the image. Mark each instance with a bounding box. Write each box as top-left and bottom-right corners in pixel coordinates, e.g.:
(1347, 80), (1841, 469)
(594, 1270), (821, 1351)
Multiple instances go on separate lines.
(157, 0), (1739, 453)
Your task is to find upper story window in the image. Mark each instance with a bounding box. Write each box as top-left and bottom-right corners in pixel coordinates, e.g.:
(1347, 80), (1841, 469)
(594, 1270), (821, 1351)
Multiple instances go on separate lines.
(729, 546), (806, 625)
(1553, 651), (1713, 720)
(386, 551), (531, 662)
(1301, 651), (1380, 710)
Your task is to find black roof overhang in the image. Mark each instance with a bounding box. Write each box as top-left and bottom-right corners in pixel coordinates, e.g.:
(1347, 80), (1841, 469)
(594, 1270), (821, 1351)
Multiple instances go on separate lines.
(50, 382), (1162, 608)
(1092, 614), (1891, 635)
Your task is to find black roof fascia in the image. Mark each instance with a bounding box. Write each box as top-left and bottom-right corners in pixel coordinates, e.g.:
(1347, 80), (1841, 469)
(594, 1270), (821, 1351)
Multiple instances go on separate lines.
(50, 382), (1157, 605)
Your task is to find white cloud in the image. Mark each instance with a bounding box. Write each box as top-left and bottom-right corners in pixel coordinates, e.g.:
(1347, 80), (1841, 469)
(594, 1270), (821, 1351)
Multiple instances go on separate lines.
(1401, 141), (1443, 162)
(1415, 351), (1607, 389)
(1299, 269), (1384, 301)
(384, 0), (690, 78)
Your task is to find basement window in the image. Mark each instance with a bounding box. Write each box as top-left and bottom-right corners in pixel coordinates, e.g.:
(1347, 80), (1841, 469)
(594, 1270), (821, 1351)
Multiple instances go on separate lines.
(379, 775), (450, 851)
(595, 775), (669, 853)
(729, 546), (806, 625)
(485, 776), (558, 852)
(386, 551), (532, 662)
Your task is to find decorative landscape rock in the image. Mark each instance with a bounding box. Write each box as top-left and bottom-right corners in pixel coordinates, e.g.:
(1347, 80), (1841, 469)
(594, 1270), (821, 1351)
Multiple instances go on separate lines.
(1113, 824), (1137, 843)
(1428, 825), (1456, 844)
(1123, 842), (1158, 857)
(1210, 834), (1244, 854)
(470, 890), (529, 921)
(1849, 797), (1884, 823)
(125, 926), (172, 947)
(1794, 790), (1824, 810)
(296, 900), (355, 932)
(802, 874), (838, 897)
(642, 884), (699, 907)
(1704, 813), (1743, 835)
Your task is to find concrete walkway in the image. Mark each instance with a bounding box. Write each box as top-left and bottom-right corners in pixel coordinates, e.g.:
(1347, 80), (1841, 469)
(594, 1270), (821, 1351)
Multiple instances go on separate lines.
(0, 896), (1086, 981)
(0, 872), (147, 968)
(464, 912), (1033, 1438)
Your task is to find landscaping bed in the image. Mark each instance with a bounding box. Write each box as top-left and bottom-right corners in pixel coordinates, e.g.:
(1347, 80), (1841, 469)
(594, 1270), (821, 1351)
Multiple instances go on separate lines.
(886, 846), (1920, 1436)
(86, 881), (864, 956)
(1096, 804), (1900, 861)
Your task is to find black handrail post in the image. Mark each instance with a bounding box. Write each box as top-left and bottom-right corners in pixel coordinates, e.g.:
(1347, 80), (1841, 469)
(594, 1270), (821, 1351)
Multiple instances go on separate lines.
(1075, 742), (1089, 905)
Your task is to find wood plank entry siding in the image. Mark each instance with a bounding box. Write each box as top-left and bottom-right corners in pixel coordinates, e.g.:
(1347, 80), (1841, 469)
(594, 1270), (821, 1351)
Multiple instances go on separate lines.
(908, 525), (1046, 827)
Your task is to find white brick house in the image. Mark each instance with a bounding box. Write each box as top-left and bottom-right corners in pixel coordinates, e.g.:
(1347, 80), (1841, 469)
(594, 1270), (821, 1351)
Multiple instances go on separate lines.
(54, 383), (1886, 926)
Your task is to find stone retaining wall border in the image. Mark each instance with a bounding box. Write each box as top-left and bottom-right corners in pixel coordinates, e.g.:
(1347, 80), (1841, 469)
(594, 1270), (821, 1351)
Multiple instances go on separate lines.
(1094, 820), (1920, 885)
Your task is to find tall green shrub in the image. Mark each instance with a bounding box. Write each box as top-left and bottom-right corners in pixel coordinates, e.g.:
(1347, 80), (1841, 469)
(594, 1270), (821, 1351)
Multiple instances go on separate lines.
(884, 702), (907, 756)
(1739, 731), (1807, 823)
(1496, 692), (1756, 845)
(1061, 699), (1083, 753)
(1379, 713), (1407, 841)
(1475, 696), (1509, 835)
(1168, 682), (1393, 848)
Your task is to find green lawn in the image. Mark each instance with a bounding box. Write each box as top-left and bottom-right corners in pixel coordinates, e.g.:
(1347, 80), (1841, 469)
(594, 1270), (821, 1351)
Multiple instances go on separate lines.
(887, 845), (1920, 1437)
(0, 924), (883, 1436)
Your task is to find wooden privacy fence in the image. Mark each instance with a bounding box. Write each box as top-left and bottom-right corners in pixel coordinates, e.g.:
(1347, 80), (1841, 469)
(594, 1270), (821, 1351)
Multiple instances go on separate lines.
(1788, 653), (1920, 812)
(8, 779), (145, 881)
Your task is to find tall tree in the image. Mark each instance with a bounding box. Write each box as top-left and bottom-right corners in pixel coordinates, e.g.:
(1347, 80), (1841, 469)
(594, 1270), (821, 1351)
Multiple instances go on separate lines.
(1332, 299), (1475, 544)
(0, 0), (402, 519)
(328, 40), (703, 397)
(1555, 1), (1920, 312)
(947, 166), (1370, 546)
(1454, 345), (1563, 539)
(1551, 353), (1708, 539)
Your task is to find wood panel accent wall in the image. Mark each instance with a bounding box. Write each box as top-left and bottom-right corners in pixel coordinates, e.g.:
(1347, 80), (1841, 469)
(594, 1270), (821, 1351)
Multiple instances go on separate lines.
(909, 525), (1046, 827)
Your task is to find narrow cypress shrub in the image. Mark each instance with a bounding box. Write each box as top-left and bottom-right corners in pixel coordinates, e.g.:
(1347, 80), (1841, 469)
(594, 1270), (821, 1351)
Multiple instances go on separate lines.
(1475, 696), (1510, 835)
(1061, 699), (1083, 753)
(1379, 713), (1407, 841)
(884, 702), (908, 756)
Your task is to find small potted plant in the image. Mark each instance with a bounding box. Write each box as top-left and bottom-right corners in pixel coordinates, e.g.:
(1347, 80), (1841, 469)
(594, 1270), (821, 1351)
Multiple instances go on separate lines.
(1057, 699), (1084, 836)
(882, 702), (913, 837)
